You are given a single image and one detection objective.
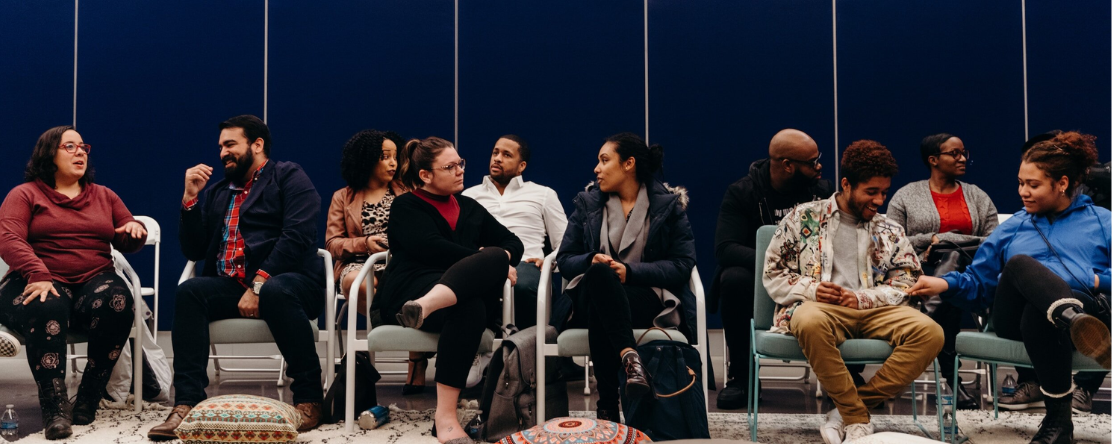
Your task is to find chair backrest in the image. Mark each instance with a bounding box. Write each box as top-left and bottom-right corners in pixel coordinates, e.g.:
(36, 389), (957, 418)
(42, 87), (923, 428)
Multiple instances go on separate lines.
(998, 213), (1012, 224)
(0, 257), (7, 279)
(133, 215), (161, 246)
(753, 225), (778, 331)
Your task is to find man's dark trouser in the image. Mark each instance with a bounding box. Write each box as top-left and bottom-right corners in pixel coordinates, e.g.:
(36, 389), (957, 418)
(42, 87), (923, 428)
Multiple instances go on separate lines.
(171, 273), (324, 406)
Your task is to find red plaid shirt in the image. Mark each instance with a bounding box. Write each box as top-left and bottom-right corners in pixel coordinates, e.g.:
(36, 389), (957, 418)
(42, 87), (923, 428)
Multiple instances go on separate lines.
(183, 160), (271, 285)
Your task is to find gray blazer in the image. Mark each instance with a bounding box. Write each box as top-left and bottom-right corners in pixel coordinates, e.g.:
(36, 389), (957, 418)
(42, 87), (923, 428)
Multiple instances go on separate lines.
(887, 180), (999, 253)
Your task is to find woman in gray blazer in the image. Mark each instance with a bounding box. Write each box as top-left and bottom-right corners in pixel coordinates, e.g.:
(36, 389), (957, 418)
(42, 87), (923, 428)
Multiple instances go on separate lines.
(888, 133), (998, 410)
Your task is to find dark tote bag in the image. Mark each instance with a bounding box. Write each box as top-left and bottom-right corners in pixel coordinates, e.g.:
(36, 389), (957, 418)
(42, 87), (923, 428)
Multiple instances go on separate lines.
(321, 350), (381, 424)
(619, 328), (709, 441)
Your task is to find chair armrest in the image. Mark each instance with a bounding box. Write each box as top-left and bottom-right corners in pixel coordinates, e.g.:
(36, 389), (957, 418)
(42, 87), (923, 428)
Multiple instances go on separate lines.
(503, 279), (513, 329)
(536, 252), (558, 333)
(178, 261), (197, 285)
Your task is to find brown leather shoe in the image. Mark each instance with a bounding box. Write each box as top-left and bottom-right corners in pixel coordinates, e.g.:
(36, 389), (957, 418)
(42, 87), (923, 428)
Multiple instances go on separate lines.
(622, 351), (652, 400)
(295, 402), (323, 432)
(148, 405), (192, 441)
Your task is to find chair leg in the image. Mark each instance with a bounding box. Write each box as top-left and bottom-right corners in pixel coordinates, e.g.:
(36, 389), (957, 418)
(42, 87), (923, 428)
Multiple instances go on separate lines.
(211, 344), (222, 376)
(583, 358), (591, 396)
(277, 358), (287, 387)
(990, 364), (998, 419)
(749, 357), (761, 442)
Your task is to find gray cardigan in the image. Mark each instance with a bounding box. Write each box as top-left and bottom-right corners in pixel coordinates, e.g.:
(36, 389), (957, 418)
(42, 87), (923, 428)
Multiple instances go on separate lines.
(887, 180), (999, 253)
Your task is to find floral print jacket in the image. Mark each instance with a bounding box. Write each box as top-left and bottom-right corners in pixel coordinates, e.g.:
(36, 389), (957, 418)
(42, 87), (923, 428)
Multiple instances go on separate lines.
(762, 194), (922, 334)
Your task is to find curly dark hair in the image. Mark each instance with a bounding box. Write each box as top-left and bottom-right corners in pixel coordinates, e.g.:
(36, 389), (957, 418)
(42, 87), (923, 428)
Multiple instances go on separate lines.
(841, 139), (898, 186)
(1023, 131), (1099, 195)
(340, 129), (404, 190)
(605, 132), (664, 184)
(24, 125), (95, 188)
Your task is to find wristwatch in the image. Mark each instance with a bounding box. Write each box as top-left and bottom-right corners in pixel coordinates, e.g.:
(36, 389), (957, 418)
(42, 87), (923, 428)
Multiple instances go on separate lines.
(253, 281), (265, 294)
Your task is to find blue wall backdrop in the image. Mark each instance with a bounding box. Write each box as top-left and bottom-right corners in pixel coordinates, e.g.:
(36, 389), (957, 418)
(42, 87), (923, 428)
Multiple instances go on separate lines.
(0, 1), (1108, 333)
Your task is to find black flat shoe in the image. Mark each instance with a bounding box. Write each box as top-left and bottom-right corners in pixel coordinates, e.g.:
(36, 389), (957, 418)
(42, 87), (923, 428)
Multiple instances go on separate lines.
(396, 301), (424, 329)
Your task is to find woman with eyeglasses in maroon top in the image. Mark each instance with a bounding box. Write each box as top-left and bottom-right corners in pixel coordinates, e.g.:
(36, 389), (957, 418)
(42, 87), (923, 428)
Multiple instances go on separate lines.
(0, 126), (147, 440)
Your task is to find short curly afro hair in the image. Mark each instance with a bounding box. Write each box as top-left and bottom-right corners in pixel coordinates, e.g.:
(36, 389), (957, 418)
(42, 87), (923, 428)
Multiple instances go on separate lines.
(340, 129), (404, 190)
(841, 139), (898, 186)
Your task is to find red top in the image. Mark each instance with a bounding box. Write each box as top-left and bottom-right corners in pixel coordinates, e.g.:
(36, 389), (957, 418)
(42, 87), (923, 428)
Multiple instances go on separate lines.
(0, 180), (146, 284)
(931, 184), (973, 236)
(413, 188), (460, 230)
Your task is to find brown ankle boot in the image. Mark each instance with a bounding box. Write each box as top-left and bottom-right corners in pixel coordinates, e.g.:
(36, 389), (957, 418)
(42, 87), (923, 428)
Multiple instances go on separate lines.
(147, 405), (192, 441)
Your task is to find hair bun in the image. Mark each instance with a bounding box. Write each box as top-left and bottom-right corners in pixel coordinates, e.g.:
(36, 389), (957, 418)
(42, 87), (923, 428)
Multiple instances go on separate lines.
(1053, 131), (1099, 167)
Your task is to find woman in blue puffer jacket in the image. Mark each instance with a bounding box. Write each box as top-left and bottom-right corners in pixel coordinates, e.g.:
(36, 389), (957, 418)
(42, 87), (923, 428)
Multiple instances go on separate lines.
(556, 132), (696, 423)
(910, 131), (1110, 444)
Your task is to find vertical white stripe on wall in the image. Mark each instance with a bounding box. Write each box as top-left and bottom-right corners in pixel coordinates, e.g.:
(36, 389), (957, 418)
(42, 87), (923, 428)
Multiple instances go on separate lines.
(644, 0), (649, 143)
(454, 0), (459, 146)
(73, 0), (79, 126)
(263, 0), (269, 123)
(1021, 0), (1029, 140)
(831, 0), (839, 187)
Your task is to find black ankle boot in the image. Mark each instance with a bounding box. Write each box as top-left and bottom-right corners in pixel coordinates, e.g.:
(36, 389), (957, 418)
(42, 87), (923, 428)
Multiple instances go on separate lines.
(1053, 304), (1112, 369)
(37, 378), (72, 440)
(1030, 395), (1073, 444)
(945, 377), (979, 410)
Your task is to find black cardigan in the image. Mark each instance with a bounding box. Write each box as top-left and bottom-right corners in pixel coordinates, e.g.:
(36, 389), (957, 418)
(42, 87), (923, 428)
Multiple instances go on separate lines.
(374, 192), (523, 319)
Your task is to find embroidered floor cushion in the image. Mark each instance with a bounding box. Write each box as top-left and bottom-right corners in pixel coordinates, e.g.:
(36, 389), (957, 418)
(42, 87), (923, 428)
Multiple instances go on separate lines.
(175, 394), (301, 443)
(498, 417), (651, 444)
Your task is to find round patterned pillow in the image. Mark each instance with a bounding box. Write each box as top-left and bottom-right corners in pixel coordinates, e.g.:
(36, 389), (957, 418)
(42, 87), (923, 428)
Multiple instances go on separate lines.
(498, 417), (651, 444)
(174, 394), (301, 443)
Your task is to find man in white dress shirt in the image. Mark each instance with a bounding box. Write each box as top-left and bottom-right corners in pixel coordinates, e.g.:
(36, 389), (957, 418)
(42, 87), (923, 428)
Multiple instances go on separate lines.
(463, 135), (568, 328)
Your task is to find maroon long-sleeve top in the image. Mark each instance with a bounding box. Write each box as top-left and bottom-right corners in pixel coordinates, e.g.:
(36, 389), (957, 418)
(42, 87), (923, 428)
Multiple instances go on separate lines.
(0, 179), (146, 284)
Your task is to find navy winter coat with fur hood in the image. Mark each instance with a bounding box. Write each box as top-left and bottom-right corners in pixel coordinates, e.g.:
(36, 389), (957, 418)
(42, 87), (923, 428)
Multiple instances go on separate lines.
(556, 179), (697, 335)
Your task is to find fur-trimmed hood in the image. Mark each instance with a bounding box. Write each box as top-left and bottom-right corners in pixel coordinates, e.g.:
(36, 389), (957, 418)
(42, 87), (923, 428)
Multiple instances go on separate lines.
(582, 180), (690, 210)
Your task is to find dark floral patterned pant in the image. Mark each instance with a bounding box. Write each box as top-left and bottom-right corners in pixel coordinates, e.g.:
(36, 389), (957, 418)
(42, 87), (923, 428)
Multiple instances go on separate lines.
(0, 271), (134, 384)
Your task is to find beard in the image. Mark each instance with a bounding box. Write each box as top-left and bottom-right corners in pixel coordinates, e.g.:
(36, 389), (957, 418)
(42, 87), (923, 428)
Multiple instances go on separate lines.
(489, 166), (516, 186)
(224, 150), (255, 183)
(788, 168), (819, 189)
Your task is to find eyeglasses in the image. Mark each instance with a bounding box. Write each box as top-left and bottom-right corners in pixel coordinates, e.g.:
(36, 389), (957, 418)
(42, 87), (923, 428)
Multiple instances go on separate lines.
(432, 159), (466, 174)
(783, 152), (821, 168)
(58, 143), (91, 154)
(939, 149), (968, 160)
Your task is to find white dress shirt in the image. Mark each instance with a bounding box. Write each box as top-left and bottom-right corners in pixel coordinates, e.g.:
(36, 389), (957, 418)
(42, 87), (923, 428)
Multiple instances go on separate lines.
(463, 175), (568, 260)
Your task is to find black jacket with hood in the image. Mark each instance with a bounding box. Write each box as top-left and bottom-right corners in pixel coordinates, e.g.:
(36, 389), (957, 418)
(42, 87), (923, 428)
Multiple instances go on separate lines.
(707, 158), (832, 311)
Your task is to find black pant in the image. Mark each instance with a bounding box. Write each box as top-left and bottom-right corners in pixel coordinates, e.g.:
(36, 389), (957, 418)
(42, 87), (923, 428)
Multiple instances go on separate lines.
(573, 263), (663, 412)
(0, 271), (134, 384)
(171, 273), (324, 406)
(994, 255), (1111, 395)
(415, 247), (509, 389)
(717, 266), (754, 383)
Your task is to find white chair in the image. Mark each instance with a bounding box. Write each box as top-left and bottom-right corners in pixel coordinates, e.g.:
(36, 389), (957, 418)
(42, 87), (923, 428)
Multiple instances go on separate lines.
(343, 250), (513, 432)
(178, 249), (337, 389)
(70, 215), (162, 372)
(0, 251), (145, 413)
(998, 213), (1012, 224)
(534, 252), (710, 424)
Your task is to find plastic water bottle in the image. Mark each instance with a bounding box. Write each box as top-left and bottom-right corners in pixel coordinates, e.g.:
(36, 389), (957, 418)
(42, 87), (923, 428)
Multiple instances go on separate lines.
(1, 405), (18, 436)
(1001, 373), (1017, 397)
(466, 413), (483, 439)
(939, 383), (954, 431)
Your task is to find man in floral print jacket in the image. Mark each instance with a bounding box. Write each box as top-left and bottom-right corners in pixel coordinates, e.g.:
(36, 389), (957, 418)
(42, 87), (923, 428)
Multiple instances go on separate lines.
(763, 140), (943, 444)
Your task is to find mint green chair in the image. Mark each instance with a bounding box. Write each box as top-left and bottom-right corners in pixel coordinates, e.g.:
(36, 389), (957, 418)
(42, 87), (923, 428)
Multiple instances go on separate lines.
(748, 225), (941, 442)
(947, 328), (1106, 442)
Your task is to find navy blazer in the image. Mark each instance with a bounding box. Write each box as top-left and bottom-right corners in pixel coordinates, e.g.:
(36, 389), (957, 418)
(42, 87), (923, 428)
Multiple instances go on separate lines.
(179, 160), (324, 286)
(556, 180), (697, 333)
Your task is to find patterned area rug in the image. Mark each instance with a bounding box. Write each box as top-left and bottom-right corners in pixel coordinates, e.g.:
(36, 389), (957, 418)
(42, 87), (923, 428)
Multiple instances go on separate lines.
(8, 404), (1110, 443)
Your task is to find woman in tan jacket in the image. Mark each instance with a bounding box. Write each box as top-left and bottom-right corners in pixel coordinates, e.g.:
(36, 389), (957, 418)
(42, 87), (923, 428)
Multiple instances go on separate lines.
(325, 129), (428, 394)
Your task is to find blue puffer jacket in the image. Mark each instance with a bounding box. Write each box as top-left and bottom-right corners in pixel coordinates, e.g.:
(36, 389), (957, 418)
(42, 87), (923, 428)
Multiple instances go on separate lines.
(556, 180), (697, 334)
(941, 194), (1112, 312)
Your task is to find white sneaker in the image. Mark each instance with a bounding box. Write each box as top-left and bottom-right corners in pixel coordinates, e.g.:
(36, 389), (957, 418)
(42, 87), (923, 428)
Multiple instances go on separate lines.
(820, 409), (845, 444)
(0, 330), (19, 357)
(843, 422), (874, 442)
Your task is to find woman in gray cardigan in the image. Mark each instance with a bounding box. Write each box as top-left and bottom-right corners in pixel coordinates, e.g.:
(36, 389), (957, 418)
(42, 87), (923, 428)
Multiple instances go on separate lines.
(888, 133), (998, 410)
(888, 133), (999, 254)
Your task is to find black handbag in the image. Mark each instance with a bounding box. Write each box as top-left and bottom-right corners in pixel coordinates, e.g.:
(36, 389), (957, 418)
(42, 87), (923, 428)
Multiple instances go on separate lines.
(619, 328), (709, 441)
(922, 239), (980, 277)
(321, 350), (381, 424)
